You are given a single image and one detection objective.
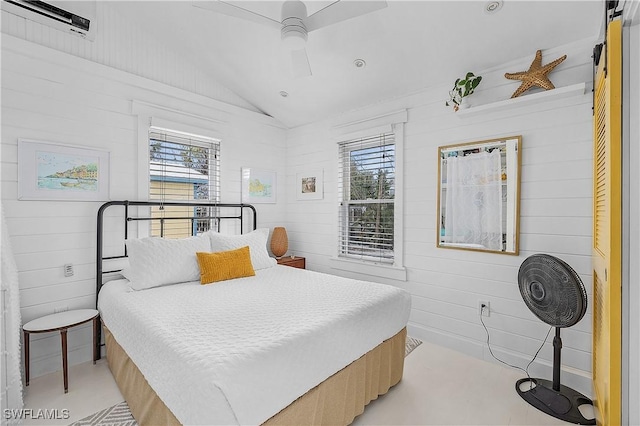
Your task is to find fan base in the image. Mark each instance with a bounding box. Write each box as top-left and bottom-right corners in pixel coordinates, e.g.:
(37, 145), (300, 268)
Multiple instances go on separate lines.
(516, 378), (595, 425)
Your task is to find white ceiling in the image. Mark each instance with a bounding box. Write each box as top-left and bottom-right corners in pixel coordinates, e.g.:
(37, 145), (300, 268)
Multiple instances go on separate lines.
(109, 1), (603, 128)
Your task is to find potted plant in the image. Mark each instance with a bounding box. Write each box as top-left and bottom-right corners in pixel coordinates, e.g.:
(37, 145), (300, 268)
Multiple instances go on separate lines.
(446, 72), (482, 112)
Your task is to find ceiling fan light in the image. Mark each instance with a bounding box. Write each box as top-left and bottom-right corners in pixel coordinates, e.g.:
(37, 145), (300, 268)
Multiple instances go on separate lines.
(281, 0), (308, 50)
(281, 26), (307, 50)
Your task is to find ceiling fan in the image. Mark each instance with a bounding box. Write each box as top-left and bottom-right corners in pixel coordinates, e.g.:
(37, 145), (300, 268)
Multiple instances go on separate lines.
(193, 0), (387, 78)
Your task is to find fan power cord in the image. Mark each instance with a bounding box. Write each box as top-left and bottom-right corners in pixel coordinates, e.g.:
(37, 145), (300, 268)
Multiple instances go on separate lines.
(480, 312), (552, 387)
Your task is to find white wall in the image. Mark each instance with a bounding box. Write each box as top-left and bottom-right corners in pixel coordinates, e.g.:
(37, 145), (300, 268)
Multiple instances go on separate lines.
(285, 39), (596, 395)
(1, 34), (287, 378)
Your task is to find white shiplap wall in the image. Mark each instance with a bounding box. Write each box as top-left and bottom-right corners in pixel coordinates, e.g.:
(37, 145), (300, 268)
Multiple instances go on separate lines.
(1, 34), (287, 378)
(284, 39), (597, 395)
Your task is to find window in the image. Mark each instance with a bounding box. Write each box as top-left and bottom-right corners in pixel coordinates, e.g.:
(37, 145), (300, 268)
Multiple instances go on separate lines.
(338, 133), (395, 263)
(149, 127), (220, 238)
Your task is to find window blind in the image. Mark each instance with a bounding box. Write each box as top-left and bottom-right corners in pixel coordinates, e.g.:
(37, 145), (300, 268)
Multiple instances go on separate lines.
(148, 127), (220, 238)
(338, 133), (395, 263)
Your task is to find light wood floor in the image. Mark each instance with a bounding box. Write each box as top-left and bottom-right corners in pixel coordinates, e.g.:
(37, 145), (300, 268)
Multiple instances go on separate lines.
(22, 341), (577, 425)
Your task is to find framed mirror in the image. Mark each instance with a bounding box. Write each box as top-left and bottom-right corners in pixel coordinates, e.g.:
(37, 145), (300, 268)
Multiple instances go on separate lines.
(437, 136), (521, 254)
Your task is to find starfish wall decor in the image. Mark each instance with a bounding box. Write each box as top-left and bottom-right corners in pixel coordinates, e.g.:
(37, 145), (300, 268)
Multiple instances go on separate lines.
(504, 50), (567, 98)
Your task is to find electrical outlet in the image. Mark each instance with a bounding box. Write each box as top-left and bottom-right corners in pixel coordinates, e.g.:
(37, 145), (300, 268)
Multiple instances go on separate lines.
(64, 263), (74, 277)
(478, 300), (490, 317)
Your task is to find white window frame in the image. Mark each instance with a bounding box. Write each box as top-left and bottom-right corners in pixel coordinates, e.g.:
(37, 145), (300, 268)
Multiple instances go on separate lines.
(330, 110), (407, 282)
(132, 101), (224, 238)
(338, 134), (396, 264)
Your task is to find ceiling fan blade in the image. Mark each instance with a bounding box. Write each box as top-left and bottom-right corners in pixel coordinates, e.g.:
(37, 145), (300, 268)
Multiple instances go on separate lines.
(304, 0), (387, 32)
(192, 1), (281, 29)
(291, 49), (312, 78)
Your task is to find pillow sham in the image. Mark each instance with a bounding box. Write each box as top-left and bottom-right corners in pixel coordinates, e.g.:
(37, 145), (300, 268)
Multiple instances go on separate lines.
(122, 234), (211, 291)
(196, 246), (256, 284)
(207, 228), (276, 270)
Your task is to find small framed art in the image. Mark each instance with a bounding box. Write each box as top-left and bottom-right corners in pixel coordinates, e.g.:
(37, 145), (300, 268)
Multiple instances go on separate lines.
(241, 167), (276, 203)
(18, 139), (110, 201)
(296, 168), (323, 200)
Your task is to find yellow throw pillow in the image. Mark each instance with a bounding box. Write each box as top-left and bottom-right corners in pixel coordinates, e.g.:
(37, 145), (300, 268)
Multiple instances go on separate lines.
(196, 246), (256, 284)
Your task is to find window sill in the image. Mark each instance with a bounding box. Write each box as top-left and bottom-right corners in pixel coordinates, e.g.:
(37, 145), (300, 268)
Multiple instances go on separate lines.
(329, 257), (407, 282)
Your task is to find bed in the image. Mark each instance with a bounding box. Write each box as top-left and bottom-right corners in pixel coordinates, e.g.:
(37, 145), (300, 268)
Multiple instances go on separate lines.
(96, 201), (411, 425)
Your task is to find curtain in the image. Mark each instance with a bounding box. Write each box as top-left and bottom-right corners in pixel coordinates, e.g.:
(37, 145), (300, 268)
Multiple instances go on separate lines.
(444, 150), (503, 250)
(1, 207), (24, 423)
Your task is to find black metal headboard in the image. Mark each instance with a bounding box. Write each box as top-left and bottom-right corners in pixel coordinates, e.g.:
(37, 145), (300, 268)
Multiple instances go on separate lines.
(95, 200), (257, 358)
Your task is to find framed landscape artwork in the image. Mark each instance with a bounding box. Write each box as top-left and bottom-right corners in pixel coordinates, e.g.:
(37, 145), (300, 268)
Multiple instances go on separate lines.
(18, 139), (110, 201)
(241, 167), (276, 203)
(296, 168), (323, 200)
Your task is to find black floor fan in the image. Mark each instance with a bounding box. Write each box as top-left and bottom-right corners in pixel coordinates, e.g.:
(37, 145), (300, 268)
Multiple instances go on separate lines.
(516, 254), (595, 425)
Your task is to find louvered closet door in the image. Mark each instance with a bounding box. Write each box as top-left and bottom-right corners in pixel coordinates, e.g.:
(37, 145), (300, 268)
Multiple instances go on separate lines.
(592, 18), (622, 426)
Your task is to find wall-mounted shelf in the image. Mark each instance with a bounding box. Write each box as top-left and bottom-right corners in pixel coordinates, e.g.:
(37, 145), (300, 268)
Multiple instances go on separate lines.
(457, 82), (586, 117)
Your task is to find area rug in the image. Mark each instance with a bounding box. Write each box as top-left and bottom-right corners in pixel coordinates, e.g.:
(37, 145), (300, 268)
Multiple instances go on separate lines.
(71, 336), (423, 426)
(70, 401), (135, 426)
(405, 335), (422, 356)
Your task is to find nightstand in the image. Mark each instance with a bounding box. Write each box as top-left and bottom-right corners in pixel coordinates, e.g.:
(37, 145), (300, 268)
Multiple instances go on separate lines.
(276, 256), (306, 269)
(23, 309), (99, 393)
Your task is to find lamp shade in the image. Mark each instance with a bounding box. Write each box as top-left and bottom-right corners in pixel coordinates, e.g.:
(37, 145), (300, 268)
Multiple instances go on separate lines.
(271, 227), (288, 258)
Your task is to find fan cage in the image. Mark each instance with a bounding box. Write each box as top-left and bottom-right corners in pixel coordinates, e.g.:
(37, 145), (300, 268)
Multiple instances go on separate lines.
(518, 254), (587, 328)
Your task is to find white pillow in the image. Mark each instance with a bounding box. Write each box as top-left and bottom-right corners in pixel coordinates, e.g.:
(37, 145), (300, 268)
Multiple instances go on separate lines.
(122, 234), (211, 290)
(208, 228), (276, 270)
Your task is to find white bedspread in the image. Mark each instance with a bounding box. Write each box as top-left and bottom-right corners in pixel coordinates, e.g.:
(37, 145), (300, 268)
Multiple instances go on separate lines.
(98, 265), (411, 425)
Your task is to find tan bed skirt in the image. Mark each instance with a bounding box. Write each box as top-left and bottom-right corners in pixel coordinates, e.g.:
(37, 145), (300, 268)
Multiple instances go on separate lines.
(104, 326), (407, 425)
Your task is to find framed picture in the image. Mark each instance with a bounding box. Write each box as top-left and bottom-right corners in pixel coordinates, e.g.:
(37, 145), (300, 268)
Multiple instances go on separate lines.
(18, 139), (110, 201)
(241, 167), (276, 204)
(296, 168), (323, 200)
